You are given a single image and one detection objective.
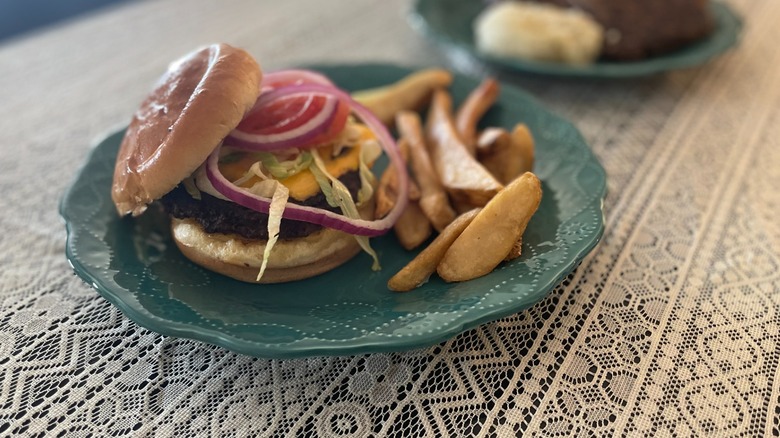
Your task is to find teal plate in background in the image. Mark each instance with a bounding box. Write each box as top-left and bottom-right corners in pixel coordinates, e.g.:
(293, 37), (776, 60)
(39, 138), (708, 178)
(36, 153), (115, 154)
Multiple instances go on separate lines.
(411, 0), (742, 78)
(60, 64), (606, 359)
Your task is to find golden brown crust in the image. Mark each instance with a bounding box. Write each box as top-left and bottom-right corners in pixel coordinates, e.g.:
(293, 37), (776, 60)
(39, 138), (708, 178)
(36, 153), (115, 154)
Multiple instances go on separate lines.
(171, 218), (363, 283)
(112, 44), (262, 216)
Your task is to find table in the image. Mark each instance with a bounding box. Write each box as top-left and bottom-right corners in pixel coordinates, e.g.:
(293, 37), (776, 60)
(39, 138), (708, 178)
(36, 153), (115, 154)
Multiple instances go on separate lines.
(1, 0), (778, 436)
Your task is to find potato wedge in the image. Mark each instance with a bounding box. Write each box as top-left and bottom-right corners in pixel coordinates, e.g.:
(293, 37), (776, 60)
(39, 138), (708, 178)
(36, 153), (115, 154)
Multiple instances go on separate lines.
(375, 139), (421, 218)
(504, 237), (522, 261)
(455, 78), (500, 154)
(375, 172), (421, 218)
(388, 209), (480, 292)
(511, 124), (535, 175)
(477, 124), (535, 184)
(352, 69), (453, 127)
(437, 172), (541, 282)
(396, 110), (457, 232)
(476, 127), (512, 182)
(452, 198), (480, 215)
(426, 90), (503, 207)
(394, 201), (432, 250)
(476, 127), (507, 152)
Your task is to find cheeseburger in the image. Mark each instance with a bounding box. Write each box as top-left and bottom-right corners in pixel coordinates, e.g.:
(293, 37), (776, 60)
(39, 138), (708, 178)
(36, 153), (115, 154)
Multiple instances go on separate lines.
(112, 44), (408, 283)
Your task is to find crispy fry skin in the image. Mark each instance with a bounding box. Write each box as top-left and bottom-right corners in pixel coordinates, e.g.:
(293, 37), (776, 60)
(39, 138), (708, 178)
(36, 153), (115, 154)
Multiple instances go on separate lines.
(437, 172), (541, 282)
(476, 127), (512, 183)
(455, 78), (500, 154)
(375, 171), (421, 217)
(511, 124), (535, 175)
(395, 110), (457, 232)
(476, 123), (535, 184)
(476, 127), (507, 153)
(375, 139), (421, 218)
(504, 237), (522, 261)
(394, 201), (432, 250)
(353, 69), (453, 127)
(388, 209), (480, 292)
(425, 90), (503, 207)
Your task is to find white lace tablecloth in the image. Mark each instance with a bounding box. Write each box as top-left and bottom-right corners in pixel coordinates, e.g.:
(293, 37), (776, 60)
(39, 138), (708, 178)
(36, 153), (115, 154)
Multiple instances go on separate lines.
(2, 0), (779, 436)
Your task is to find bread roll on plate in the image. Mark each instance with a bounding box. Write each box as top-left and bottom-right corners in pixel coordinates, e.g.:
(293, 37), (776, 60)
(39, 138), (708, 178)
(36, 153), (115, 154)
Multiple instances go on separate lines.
(474, 2), (604, 65)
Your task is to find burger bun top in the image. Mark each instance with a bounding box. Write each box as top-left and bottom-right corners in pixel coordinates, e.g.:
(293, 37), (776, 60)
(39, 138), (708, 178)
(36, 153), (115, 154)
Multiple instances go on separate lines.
(112, 43), (262, 216)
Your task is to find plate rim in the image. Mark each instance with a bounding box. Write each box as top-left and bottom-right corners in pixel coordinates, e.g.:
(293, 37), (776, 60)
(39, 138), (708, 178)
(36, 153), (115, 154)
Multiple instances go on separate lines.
(60, 63), (607, 358)
(410, 0), (743, 78)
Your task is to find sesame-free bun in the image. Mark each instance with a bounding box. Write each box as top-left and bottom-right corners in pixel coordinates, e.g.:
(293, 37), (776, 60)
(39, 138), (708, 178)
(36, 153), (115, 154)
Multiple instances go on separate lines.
(474, 2), (604, 65)
(112, 43), (262, 216)
(170, 199), (375, 283)
(171, 218), (362, 283)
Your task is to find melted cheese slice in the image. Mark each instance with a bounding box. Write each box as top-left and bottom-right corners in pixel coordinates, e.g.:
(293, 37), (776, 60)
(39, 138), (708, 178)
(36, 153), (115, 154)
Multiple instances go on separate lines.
(219, 124), (375, 201)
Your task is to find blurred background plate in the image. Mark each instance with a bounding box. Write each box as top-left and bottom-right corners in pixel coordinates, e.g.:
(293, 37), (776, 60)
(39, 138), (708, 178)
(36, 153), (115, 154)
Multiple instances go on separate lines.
(410, 0), (742, 78)
(60, 64), (606, 359)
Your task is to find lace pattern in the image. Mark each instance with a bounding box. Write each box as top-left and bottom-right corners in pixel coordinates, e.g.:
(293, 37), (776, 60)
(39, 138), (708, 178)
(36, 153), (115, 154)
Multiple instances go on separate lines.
(1, 0), (778, 436)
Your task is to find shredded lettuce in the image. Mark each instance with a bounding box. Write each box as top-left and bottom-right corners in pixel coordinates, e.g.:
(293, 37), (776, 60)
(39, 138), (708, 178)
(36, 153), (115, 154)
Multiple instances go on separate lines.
(310, 149), (381, 271)
(182, 176), (201, 200)
(226, 151), (313, 188)
(247, 179), (279, 198)
(357, 139), (381, 205)
(308, 156), (340, 208)
(330, 122), (361, 157)
(232, 161), (270, 186)
(256, 181), (290, 282)
(193, 164), (230, 201)
(257, 151), (312, 179)
(219, 151), (243, 164)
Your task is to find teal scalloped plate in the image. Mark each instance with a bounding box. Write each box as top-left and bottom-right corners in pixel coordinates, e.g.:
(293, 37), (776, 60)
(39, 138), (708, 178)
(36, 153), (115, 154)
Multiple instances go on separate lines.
(411, 0), (742, 78)
(60, 64), (605, 359)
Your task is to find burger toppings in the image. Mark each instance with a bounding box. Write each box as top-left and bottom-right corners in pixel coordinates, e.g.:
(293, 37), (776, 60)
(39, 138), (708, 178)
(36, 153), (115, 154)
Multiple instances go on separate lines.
(195, 69), (409, 280)
(225, 72), (350, 151)
(203, 75), (408, 237)
(259, 181), (289, 280)
(309, 147), (380, 271)
(161, 170), (364, 240)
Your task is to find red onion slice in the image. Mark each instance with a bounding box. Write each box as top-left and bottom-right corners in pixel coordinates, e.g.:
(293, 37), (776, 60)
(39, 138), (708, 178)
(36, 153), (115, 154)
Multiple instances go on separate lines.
(248, 69), (339, 136)
(206, 91), (409, 237)
(226, 93), (341, 151)
(226, 84), (355, 151)
(261, 69), (334, 92)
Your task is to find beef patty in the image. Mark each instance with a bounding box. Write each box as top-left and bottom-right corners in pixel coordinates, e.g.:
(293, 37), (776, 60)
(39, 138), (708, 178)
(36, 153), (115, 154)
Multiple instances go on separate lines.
(161, 170), (362, 241)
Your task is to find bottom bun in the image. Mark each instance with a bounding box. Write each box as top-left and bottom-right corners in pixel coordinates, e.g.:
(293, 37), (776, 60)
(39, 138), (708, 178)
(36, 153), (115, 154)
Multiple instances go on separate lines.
(172, 218), (363, 283)
(170, 200), (375, 284)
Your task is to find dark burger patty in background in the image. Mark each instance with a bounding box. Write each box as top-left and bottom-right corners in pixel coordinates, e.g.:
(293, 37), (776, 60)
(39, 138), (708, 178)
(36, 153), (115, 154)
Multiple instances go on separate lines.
(161, 170), (362, 240)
